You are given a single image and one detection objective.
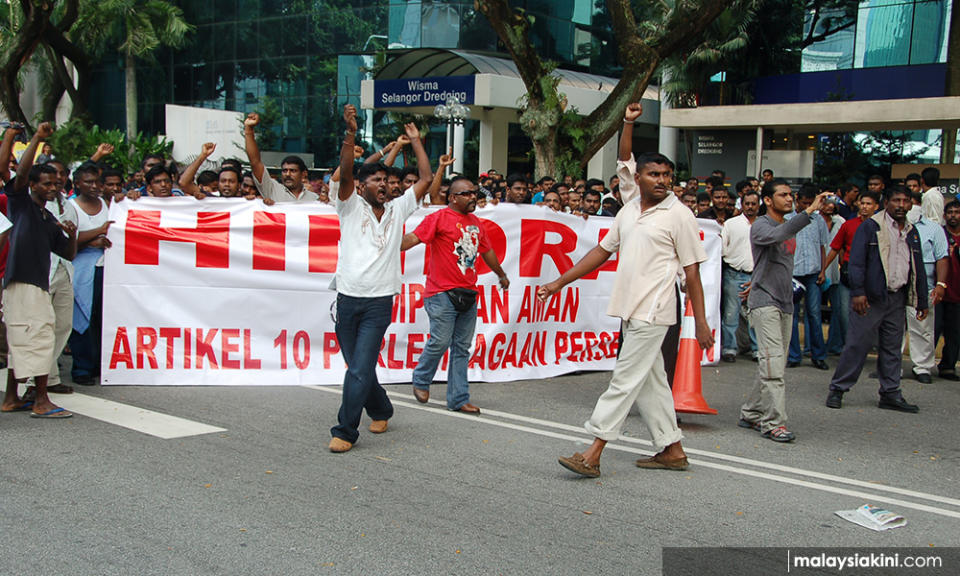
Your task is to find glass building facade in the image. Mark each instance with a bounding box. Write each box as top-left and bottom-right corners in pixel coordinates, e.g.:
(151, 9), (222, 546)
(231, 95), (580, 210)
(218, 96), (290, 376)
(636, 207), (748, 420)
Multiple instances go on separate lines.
(87, 0), (616, 169)
(802, 0), (952, 71)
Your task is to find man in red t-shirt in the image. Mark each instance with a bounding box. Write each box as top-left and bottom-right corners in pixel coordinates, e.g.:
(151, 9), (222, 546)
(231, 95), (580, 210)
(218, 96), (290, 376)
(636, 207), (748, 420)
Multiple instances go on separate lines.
(937, 200), (960, 380)
(818, 190), (880, 354)
(401, 176), (510, 413)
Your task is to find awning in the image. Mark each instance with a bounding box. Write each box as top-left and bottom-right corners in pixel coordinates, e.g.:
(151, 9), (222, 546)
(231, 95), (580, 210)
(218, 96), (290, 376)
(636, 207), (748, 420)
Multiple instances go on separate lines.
(661, 97), (960, 132)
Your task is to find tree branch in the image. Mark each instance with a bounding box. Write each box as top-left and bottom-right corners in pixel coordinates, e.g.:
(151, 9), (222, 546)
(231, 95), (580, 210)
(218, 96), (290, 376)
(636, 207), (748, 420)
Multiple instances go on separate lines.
(42, 19), (92, 119)
(58, 0), (79, 32)
(474, 0), (551, 100)
(0, 0), (55, 127)
(803, 3), (822, 48)
(650, 0), (739, 61)
(802, 20), (856, 48)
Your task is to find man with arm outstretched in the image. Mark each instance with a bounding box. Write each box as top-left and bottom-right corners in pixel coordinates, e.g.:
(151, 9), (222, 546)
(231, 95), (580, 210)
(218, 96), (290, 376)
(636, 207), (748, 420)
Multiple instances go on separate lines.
(541, 148), (714, 477)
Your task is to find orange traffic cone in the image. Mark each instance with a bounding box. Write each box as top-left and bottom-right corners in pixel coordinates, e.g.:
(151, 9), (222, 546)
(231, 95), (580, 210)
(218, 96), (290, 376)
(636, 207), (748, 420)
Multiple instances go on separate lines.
(672, 299), (718, 415)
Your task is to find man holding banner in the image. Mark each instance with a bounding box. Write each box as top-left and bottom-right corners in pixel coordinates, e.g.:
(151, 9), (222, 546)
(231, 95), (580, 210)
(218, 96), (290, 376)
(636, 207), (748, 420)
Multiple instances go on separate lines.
(541, 145), (714, 478)
(401, 175), (510, 413)
(328, 106), (432, 453)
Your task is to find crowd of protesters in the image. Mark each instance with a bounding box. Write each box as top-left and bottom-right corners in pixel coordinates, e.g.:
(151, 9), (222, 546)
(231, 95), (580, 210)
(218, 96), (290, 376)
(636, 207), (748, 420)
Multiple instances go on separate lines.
(1, 107), (955, 475)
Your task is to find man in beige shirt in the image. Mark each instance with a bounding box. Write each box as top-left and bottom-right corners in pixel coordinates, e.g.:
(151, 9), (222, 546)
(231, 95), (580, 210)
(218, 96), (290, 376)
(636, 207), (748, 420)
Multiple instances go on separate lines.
(539, 143), (714, 477)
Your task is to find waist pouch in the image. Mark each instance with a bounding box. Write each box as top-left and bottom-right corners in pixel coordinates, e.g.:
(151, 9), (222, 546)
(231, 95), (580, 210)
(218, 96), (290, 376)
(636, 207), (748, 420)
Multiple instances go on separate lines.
(446, 287), (477, 312)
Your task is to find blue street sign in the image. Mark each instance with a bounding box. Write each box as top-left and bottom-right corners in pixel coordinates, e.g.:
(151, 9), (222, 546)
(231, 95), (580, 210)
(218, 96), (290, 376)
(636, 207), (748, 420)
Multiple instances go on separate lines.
(374, 76), (475, 108)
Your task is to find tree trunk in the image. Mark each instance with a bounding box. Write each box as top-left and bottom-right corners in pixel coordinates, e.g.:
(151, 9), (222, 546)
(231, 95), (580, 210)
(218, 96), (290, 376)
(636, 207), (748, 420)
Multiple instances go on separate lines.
(532, 136), (557, 180)
(42, 18), (93, 122)
(575, 64), (657, 173)
(125, 52), (138, 140)
(40, 57), (66, 122)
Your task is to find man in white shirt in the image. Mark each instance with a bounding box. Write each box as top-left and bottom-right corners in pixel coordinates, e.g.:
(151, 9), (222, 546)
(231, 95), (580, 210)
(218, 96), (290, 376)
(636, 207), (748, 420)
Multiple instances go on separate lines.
(720, 189), (759, 362)
(243, 113), (318, 203)
(541, 112), (713, 476)
(328, 105), (432, 453)
(42, 160), (78, 394)
(920, 167), (944, 226)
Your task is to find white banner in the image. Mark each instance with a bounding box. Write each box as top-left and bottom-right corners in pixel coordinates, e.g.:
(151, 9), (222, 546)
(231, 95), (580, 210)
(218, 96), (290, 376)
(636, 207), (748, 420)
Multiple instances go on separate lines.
(102, 199), (721, 386)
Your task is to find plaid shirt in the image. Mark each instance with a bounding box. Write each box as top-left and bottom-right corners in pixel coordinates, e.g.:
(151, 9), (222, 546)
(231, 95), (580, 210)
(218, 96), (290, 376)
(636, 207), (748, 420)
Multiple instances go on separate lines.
(787, 210), (829, 276)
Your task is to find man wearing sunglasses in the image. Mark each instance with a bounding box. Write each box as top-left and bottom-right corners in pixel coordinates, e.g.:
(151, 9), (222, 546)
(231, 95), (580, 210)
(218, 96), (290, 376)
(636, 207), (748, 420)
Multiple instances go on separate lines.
(401, 177), (510, 413)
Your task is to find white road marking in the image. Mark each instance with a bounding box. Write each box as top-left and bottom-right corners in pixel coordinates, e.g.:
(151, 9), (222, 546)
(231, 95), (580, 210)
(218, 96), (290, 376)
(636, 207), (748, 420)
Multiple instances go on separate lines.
(51, 393), (226, 439)
(308, 386), (960, 520)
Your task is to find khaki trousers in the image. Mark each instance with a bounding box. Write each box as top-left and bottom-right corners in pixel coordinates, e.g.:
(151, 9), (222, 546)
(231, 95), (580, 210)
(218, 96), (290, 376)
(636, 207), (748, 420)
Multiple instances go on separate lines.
(584, 320), (682, 451)
(741, 306), (792, 432)
(47, 264), (74, 386)
(906, 305), (935, 374)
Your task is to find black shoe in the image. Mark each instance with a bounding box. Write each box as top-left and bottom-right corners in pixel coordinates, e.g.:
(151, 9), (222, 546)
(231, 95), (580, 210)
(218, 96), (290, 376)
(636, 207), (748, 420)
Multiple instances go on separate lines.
(825, 389), (844, 409)
(72, 374), (95, 386)
(721, 353), (736, 363)
(786, 361), (800, 368)
(878, 396), (919, 413)
(913, 371), (932, 384)
(938, 371), (960, 381)
(812, 359), (829, 370)
(737, 418), (760, 431)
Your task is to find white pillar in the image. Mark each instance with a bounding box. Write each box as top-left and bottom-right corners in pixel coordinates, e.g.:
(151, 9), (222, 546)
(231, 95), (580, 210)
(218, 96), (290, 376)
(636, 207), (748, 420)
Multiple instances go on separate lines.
(659, 73), (678, 162)
(479, 111), (508, 176)
(453, 123), (465, 174)
(587, 134), (618, 182)
(755, 127), (764, 179)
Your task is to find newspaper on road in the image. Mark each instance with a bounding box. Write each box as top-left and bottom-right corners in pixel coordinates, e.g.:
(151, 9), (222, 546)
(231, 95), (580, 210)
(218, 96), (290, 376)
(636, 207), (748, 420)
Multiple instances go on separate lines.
(835, 504), (907, 531)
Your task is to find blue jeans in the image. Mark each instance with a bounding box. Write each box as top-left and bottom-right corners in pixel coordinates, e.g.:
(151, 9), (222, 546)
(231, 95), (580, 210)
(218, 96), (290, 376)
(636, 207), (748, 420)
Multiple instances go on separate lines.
(789, 273), (826, 362)
(412, 293), (478, 410)
(721, 266), (756, 355)
(331, 294), (395, 444)
(825, 283), (848, 355)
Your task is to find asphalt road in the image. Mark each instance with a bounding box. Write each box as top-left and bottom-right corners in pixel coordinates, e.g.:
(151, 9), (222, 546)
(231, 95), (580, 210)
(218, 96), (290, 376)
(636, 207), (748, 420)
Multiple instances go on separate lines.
(1, 354), (958, 575)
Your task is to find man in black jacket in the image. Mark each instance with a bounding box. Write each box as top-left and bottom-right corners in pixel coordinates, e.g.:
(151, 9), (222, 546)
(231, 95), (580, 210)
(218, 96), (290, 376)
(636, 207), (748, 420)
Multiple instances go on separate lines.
(826, 186), (927, 413)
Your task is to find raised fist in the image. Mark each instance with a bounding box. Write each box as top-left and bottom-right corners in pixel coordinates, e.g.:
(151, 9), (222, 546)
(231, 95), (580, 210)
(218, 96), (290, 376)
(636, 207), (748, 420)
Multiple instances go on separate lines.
(343, 105), (358, 132)
(244, 113), (260, 128)
(201, 142), (217, 156)
(624, 102), (643, 122)
(36, 122), (54, 139)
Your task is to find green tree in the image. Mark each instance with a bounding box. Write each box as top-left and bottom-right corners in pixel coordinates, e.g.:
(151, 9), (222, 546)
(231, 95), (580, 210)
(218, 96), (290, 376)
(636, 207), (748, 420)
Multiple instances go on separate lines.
(475, 0), (743, 178)
(75, 0), (193, 139)
(0, 1), (102, 128)
(0, 1), (56, 127)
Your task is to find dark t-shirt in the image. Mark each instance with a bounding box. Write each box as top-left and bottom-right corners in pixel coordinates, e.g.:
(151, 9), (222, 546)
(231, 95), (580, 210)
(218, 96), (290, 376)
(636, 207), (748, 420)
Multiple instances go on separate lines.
(945, 228), (960, 303)
(3, 179), (71, 290)
(697, 205), (734, 224)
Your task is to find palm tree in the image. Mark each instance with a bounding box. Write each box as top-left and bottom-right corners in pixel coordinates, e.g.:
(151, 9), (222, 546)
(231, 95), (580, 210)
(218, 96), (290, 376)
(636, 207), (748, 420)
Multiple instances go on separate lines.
(77, 0), (193, 139)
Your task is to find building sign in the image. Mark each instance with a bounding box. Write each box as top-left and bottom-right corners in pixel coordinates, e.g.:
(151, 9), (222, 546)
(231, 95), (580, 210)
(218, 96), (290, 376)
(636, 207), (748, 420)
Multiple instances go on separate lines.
(374, 75), (475, 108)
(697, 134), (724, 156)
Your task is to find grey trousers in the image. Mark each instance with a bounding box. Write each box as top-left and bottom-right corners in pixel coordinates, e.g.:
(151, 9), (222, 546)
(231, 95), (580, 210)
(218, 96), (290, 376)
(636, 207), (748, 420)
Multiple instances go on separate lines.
(741, 306), (792, 432)
(830, 288), (907, 399)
